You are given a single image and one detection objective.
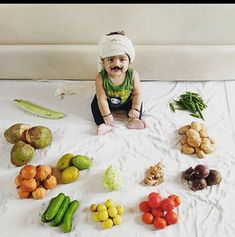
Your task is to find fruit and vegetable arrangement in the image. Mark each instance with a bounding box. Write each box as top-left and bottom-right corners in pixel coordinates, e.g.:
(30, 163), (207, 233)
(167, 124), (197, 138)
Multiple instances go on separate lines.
(2, 89), (224, 235)
(139, 192), (181, 230)
(178, 121), (216, 158)
(41, 193), (79, 233)
(4, 123), (52, 166)
(56, 153), (93, 184)
(15, 164), (57, 199)
(182, 164), (222, 191)
(89, 199), (124, 229)
(169, 91), (207, 120)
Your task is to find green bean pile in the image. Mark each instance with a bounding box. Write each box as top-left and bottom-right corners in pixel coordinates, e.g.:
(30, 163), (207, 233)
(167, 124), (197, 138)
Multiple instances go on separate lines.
(169, 91), (207, 120)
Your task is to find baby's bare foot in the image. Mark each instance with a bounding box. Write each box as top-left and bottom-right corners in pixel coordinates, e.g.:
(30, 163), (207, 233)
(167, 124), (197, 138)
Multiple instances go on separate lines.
(97, 123), (112, 135)
(127, 119), (147, 129)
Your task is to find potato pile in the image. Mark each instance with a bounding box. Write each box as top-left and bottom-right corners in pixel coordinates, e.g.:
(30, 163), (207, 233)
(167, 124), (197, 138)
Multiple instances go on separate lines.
(15, 164), (57, 200)
(178, 121), (216, 158)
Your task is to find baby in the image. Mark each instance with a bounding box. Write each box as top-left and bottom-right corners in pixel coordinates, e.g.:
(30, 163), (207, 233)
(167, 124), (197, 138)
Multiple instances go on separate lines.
(91, 31), (147, 135)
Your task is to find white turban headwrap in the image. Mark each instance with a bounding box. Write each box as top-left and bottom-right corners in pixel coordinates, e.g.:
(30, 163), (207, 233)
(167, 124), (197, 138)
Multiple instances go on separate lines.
(98, 33), (135, 72)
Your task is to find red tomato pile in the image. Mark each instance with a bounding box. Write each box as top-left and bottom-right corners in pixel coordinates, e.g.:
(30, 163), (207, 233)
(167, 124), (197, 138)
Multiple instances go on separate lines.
(139, 192), (181, 230)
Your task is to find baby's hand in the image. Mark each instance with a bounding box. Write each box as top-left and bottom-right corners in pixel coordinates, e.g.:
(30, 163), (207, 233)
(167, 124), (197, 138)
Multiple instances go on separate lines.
(128, 109), (140, 119)
(103, 114), (114, 126)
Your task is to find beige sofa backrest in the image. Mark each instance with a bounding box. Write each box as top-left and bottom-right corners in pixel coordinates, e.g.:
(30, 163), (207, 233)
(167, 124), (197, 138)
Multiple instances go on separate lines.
(1, 4), (235, 80)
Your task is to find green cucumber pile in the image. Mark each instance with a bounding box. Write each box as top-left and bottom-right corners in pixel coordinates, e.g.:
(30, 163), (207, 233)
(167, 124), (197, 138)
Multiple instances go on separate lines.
(41, 193), (79, 233)
(169, 91), (207, 120)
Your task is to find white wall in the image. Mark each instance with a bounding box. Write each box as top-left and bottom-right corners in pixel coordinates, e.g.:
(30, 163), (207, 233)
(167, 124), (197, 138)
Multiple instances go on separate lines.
(1, 4), (235, 80)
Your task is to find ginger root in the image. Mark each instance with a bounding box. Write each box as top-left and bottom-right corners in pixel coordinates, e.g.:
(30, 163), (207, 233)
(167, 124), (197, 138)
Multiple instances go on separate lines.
(144, 162), (164, 186)
(178, 121), (216, 158)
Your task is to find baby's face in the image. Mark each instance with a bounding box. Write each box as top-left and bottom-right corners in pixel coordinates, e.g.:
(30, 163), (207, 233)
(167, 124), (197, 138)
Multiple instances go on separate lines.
(102, 54), (129, 77)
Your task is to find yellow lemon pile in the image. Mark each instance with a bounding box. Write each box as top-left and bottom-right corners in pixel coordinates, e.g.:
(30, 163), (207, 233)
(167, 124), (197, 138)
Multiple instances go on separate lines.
(90, 199), (124, 229)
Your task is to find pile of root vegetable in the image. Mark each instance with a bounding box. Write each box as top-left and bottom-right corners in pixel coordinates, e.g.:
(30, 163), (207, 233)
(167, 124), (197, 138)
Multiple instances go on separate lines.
(182, 164), (222, 191)
(144, 162), (164, 186)
(178, 121), (216, 158)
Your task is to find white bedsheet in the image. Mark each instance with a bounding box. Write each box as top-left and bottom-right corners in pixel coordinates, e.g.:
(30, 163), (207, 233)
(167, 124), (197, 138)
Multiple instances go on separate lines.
(0, 79), (235, 237)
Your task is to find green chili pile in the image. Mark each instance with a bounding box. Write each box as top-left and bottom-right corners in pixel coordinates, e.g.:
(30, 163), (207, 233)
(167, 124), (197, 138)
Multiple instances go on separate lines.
(169, 91), (207, 120)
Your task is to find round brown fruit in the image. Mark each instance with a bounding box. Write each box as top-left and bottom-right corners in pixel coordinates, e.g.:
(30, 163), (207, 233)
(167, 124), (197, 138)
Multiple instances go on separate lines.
(32, 187), (47, 200)
(90, 204), (97, 212)
(18, 187), (31, 199)
(43, 175), (57, 189)
(21, 178), (37, 192)
(35, 165), (51, 181)
(15, 175), (24, 187)
(20, 164), (36, 179)
(51, 167), (62, 184)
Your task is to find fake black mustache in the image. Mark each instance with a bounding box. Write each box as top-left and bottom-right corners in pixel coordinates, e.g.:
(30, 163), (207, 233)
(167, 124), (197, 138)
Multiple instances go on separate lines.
(111, 66), (123, 70)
